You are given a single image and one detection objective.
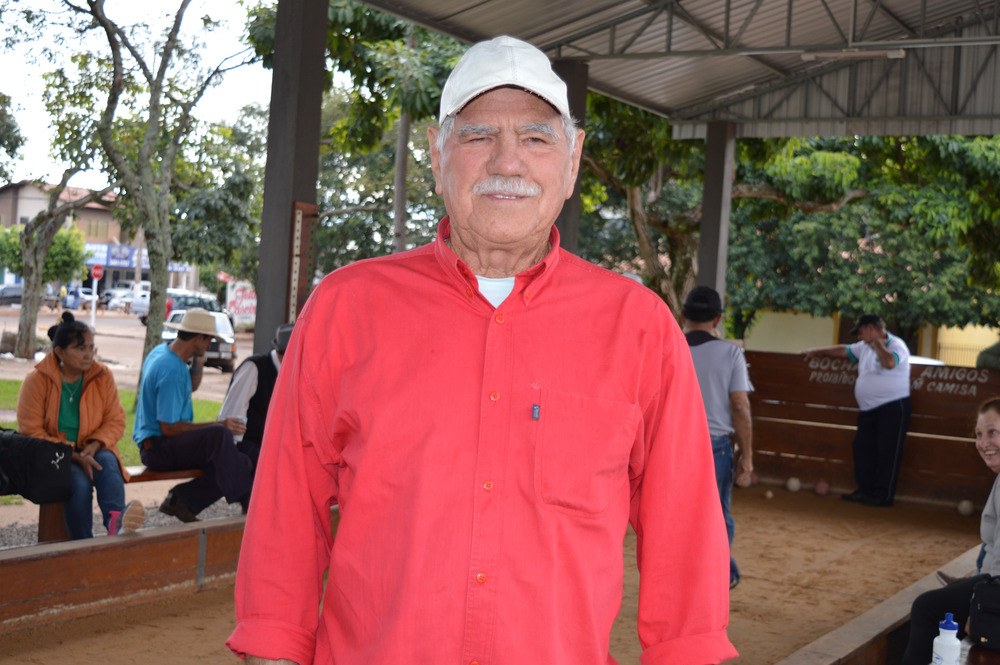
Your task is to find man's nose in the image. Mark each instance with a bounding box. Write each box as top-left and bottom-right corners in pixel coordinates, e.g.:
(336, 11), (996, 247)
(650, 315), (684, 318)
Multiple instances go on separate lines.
(488, 134), (526, 175)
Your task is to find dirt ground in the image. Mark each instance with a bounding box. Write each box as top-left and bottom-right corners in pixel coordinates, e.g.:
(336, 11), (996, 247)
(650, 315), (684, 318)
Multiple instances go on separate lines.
(0, 483), (980, 665)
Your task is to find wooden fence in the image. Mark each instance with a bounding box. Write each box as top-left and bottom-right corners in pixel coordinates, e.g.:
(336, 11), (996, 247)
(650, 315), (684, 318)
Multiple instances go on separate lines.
(746, 351), (1000, 505)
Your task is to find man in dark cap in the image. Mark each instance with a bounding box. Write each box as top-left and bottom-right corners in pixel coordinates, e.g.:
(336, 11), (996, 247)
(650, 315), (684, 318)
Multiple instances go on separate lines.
(803, 313), (911, 506)
(682, 286), (753, 589)
(218, 322), (295, 478)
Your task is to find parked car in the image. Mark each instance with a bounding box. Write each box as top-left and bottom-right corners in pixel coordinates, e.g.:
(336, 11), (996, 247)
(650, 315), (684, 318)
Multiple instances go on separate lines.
(0, 284), (23, 306)
(132, 292), (152, 323)
(138, 289), (232, 326)
(161, 309), (237, 372)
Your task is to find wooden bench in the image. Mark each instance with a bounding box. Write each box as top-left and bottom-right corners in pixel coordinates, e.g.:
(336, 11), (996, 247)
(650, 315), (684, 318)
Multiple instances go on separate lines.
(746, 351), (1000, 506)
(37, 465), (204, 543)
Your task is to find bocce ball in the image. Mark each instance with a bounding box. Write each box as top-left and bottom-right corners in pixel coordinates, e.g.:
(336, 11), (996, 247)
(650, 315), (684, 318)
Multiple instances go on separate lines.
(814, 480), (830, 496)
(786, 477), (801, 492)
(958, 500), (975, 516)
(764, 490), (774, 499)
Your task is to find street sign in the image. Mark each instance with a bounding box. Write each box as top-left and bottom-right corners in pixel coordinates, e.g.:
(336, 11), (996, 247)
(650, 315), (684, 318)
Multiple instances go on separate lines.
(92, 264), (104, 280)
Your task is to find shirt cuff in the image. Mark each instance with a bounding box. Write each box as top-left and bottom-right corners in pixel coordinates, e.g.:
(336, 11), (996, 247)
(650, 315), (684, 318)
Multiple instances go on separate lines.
(227, 618), (317, 665)
(639, 629), (739, 665)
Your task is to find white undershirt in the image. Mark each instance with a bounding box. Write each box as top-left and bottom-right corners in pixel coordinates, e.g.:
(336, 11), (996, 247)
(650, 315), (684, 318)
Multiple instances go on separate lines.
(476, 276), (516, 308)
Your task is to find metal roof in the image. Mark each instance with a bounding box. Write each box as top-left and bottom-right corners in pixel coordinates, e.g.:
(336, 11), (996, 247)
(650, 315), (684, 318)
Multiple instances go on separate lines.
(357, 0), (1000, 138)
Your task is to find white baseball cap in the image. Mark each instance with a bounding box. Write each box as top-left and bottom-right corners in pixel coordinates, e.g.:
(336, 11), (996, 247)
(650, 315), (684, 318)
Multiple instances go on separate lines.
(439, 35), (570, 123)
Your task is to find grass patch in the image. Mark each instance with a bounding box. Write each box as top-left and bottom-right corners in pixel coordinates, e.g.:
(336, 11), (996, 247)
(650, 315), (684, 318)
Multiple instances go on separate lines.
(0, 379), (222, 467)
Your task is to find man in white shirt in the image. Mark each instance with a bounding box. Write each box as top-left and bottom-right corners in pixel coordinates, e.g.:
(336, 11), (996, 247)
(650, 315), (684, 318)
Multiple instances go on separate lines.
(218, 323), (294, 478)
(803, 313), (911, 507)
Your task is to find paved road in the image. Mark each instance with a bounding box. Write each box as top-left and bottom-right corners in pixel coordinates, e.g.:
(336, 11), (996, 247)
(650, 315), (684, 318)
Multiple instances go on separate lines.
(0, 305), (252, 402)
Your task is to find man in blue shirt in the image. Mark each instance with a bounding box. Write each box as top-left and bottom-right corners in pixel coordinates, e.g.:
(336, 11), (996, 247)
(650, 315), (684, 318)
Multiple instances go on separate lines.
(134, 308), (253, 521)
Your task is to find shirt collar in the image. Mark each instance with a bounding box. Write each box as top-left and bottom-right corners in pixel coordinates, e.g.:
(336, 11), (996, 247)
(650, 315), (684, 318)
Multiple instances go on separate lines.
(433, 217), (562, 306)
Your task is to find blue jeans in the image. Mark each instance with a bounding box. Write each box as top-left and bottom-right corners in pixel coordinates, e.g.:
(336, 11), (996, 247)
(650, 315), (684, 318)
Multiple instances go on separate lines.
(65, 448), (125, 539)
(712, 434), (739, 586)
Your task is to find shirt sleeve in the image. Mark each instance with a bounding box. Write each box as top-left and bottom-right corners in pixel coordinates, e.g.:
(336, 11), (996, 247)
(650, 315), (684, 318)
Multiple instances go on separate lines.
(218, 362), (258, 442)
(729, 347), (752, 394)
(228, 303), (342, 664)
(630, 322), (739, 665)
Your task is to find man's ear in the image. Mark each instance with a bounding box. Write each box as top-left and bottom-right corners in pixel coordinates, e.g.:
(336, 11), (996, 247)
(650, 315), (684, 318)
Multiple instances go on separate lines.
(428, 126), (443, 195)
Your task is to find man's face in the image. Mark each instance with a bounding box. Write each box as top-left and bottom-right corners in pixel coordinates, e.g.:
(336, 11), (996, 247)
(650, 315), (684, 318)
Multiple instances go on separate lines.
(197, 334), (213, 355)
(428, 87), (584, 256)
(856, 323), (879, 343)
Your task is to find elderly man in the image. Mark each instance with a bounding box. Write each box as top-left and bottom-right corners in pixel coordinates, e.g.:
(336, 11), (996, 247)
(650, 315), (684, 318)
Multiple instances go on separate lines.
(803, 313), (911, 507)
(229, 36), (736, 665)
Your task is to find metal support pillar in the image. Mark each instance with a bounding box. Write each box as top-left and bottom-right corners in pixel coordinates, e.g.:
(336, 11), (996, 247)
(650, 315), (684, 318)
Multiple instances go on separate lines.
(552, 59), (588, 255)
(253, 0), (327, 354)
(697, 121), (736, 296)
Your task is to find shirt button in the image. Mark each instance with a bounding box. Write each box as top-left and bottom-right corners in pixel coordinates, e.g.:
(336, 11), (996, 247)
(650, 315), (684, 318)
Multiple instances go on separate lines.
(476, 573), (487, 584)
(524, 289), (532, 299)
(466, 287), (473, 297)
(471, 661), (480, 665)
(489, 391), (500, 402)
(494, 313), (504, 324)
(483, 480), (494, 491)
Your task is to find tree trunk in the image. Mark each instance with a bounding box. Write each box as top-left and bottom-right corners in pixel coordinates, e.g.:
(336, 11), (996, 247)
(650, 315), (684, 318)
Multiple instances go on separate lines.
(15, 218), (65, 358)
(626, 186), (679, 312)
(392, 112), (411, 254)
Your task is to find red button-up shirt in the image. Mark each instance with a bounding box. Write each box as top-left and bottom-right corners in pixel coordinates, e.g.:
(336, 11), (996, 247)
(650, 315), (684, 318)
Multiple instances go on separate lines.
(228, 220), (736, 665)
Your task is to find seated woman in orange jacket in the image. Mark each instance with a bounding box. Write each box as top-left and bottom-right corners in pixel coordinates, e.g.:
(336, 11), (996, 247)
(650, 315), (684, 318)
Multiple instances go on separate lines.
(16, 312), (143, 539)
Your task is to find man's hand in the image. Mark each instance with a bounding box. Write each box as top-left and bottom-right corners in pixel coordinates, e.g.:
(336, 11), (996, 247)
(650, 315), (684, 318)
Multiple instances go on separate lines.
(734, 454), (753, 487)
(221, 417), (247, 436)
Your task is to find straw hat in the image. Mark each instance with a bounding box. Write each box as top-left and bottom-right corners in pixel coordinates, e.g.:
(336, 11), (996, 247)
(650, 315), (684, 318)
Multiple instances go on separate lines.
(164, 308), (226, 339)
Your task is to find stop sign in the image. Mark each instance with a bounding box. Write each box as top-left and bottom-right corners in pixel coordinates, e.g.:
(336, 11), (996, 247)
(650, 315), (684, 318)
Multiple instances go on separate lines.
(91, 264), (104, 280)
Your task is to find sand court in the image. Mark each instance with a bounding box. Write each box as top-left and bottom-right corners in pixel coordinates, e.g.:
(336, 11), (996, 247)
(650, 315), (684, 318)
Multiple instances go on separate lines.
(0, 483), (979, 664)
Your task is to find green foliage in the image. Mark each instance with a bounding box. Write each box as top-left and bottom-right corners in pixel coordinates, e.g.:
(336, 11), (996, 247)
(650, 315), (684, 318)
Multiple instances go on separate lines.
(727, 198), (1000, 341)
(0, 225), (87, 283)
(762, 138), (861, 201)
(313, 87), (442, 274)
(585, 94), (694, 187)
(248, 0), (464, 153)
(0, 91), (24, 182)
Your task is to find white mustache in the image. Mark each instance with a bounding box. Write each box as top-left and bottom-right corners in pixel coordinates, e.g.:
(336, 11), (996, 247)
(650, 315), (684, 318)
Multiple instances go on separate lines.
(473, 176), (541, 197)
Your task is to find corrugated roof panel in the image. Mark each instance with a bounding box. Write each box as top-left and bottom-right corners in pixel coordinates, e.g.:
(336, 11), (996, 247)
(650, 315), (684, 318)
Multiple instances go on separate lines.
(358, 0), (1000, 137)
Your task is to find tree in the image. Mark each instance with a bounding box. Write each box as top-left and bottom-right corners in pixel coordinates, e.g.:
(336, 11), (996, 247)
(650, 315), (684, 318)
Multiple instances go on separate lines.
(171, 104), (268, 278)
(0, 223), (88, 282)
(0, 91), (24, 182)
(247, 0), (463, 254)
(313, 87), (442, 275)
(30, 0), (254, 360)
(579, 93), (705, 313)
(726, 136), (1000, 342)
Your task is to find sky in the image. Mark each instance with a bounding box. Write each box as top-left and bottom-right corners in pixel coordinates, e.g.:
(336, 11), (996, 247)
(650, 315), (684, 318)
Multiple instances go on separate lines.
(0, 0), (273, 190)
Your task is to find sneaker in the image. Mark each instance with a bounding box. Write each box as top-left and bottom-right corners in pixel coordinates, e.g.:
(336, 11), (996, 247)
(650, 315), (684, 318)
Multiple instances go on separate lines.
(108, 500), (146, 535)
(120, 500), (145, 534)
(159, 492), (200, 523)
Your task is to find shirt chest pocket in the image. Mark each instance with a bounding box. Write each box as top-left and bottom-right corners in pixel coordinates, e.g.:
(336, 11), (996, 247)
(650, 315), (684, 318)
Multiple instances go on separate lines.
(534, 388), (641, 517)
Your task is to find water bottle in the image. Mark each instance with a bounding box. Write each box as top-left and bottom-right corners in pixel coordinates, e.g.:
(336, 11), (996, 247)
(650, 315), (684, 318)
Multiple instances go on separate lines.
(931, 612), (961, 665)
